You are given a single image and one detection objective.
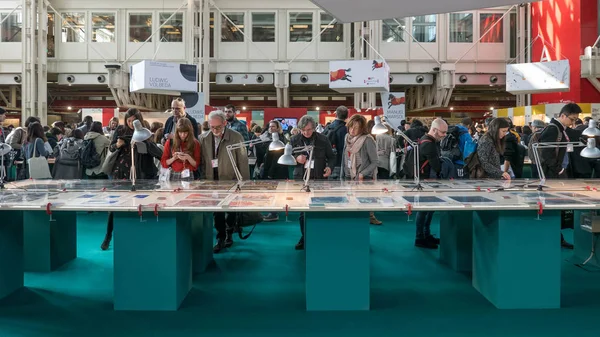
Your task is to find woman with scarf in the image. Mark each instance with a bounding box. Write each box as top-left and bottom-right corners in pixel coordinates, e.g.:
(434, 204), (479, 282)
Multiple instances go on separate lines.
(341, 114), (382, 225)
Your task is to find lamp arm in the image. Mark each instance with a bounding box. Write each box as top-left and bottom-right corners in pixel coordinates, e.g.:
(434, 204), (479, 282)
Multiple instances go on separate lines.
(532, 142), (546, 188)
(225, 146), (244, 188)
(289, 145), (315, 191)
(396, 131), (420, 187)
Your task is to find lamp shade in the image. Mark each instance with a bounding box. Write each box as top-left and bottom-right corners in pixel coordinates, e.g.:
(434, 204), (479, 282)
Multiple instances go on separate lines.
(131, 120), (152, 142)
(277, 144), (297, 166)
(371, 116), (388, 135)
(582, 119), (600, 137)
(269, 132), (285, 151)
(581, 138), (600, 158)
(0, 142), (12, 156)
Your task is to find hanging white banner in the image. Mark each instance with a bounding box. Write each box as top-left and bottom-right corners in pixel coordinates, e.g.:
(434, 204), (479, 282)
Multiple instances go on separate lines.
(380, 92), (405, 129)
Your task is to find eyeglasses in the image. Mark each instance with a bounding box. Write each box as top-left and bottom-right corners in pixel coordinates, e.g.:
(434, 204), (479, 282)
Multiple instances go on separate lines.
(301, 127), (314, 133)
(210, 125), (224, 131)
(568, 116), (578, 122)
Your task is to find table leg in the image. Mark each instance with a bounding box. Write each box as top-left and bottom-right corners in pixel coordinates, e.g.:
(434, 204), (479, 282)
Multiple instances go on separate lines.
(113, 211), (192, 311)
(190, 212), (214, 274)
(0, 210), (24, 299)
(439, 211), (473, 273)
(472, 210), (561, 309)
(305, 212), (370, 311)
(24, 211), (77, 272)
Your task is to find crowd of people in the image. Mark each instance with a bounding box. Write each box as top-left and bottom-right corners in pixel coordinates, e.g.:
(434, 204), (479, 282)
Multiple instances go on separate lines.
(0, 101), (589, 253)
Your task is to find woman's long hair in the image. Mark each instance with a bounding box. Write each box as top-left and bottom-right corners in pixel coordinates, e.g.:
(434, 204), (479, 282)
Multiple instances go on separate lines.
(27, 122), (47, 142)
(172, 117), (195, 155)
(123, 108), (144, 132)
(485, 118), (510, 153)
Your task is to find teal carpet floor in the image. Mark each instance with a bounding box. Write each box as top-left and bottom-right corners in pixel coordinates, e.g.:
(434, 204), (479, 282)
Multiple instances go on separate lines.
(1, 212), (600, 337)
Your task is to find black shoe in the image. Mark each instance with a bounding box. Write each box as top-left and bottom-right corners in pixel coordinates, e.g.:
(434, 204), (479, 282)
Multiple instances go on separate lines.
(561, 240), (574, 249)
(295, 237), (304, 250)
(100, 234), (112, 251)
(225, 237), (233, 248)
(426, 235), (440, 245)
(213, 239), (226, 254)
(415, 238), (438, 249)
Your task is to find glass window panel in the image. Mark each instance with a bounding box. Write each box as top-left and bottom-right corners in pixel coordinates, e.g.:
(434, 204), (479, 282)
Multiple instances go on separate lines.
(47, 13), (55, 57)
(129, 13), (152, 42)
(1, 12), (22, 42)
(480, 13), (503, 43)
(412, 15), (436, 43)
(509, 13), (516, 57)
(252, 13), (275, 42)
(320, 13), (343, 42)
(159, 12), (183, 42)
(92, 13), (115, 42)
(382, 18), (405, 42)
(61, 12), (85, 42)
(289, 12), (313, 42)
(210, 12), (214, 57)
(221, 12), (244, 42)
(449, 13), (473, 43)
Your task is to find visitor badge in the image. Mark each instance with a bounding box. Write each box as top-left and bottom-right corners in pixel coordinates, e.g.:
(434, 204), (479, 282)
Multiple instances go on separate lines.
(567, 144), (574, 152)
(304, 160), (314, 169)
(182, 181), (190, 189)
(347, 159), (352, 169)
(211, 159), (219, 168)
(182, 169), (191, 178)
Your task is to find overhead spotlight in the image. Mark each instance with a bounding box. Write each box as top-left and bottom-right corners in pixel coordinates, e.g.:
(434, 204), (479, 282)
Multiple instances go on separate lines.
(459, 75), (468, 83)
(316, 107), (320, 110)
(490, 107), (494, 110)
(67, 106), (72, 110)
(449, 107), (454, 111)
(225, 75), (233, 83)
(97, 75), (106, 83)
(66, 75), (75, 83)
(489, 75), (498, 84)
(242, 106), (246, 110)
(300, 75), (309, 83)
(389, 75), (394, 83)
(415, 75), (424, 83)
(13, 75), (21, 83)
(256, 75), (264, 83)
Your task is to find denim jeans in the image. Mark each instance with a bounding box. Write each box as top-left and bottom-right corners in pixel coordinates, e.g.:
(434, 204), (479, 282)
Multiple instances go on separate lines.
(415, 211), (434, 239)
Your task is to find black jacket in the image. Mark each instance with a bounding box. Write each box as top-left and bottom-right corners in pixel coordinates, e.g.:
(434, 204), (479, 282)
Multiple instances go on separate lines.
(110, 125), (163, 179)
(323, 119), (348, 167)
(419, 134), (441, 179)
(539, 118), (568, 179)
(290, 132), (335, 180)
(163, 114), (199, 142)
(263, 132), (289, 179)
(503, 132), (524, 178)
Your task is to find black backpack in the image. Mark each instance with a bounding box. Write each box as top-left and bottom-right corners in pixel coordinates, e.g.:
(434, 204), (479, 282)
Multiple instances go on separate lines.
(56, 138), (82, 167)
(440, 126), (467, 162)
(80, 139), (101, 169)
(322, 122), (346, 148)
(464, 151), (486, 179)
(402, 138), (432, 179)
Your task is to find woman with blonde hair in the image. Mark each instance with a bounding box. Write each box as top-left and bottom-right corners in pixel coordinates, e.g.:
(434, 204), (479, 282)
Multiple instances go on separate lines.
(341, 114), (382, 225)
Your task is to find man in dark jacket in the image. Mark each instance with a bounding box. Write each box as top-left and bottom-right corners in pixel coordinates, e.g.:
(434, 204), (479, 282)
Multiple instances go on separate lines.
(415, 118), (447, 249)
(163, 97), (200, 143)
(538, 103), (582, 249)
(292, 115), (335, 250)
(322, 105), (348, 179)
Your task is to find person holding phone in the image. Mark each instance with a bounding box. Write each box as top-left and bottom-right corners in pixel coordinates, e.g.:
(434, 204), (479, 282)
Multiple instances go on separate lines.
(161, 117), (200, 181)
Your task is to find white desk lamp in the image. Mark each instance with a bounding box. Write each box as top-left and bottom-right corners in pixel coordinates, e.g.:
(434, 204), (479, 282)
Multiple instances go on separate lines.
(532, 120), (600, 190)
(372, 116), (423, 190)
(0, 142), (12, 189)
(276, 144), (315, 192)
(226, 132), (286, 191)
(130, 120), (153, 191)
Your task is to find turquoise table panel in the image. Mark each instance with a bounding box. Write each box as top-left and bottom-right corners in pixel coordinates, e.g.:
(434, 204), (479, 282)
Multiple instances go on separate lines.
(0, 210), (24, 299)
(439, 211), (473, 273)
(113, 212), (192, 311)
(305, 212), (370, 311)
(23, 211), (77, 272)
(190, 212), (214, 274)
(472, 210), (561, 309)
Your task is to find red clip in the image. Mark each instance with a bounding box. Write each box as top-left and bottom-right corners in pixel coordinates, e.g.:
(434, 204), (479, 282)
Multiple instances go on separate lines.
(285, 204), (289, 217)
(46, 203), (52, 215)
(407, 203), (413, 216)
(154, 204), (159, 217)
(138, 204), (143, 217)
(537, 201), (543, 215)
(382, 188), (389, 193)
(594, 188), (598, 192)
(173, 188), (182, 193)
(101, 187), (107, 192)
(487, 188), (491, 193)
(62, 188), (67, 192)
(476, 186), (481, 191)
(586, 186), (592, 191)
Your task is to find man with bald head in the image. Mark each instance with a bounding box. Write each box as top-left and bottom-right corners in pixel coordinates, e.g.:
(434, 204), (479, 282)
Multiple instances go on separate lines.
(415, 118), (448, 249)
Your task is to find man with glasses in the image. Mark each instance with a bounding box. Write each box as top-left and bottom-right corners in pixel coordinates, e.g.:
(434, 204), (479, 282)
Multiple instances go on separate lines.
(415, 118), (448, 249)
(539, 103), (582, 249)
(291, 115), (335, 250)
(224, 104), (250, 142)
(199, 110), (249, 253)
(163, 97), (199, 144)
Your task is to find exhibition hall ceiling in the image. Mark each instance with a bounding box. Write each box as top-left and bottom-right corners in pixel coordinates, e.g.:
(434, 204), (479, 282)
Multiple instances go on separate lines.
(309, 0), (537, 23)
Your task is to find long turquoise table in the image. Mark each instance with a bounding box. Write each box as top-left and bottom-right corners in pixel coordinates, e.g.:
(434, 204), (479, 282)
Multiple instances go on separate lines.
(3, 178), (600, 311)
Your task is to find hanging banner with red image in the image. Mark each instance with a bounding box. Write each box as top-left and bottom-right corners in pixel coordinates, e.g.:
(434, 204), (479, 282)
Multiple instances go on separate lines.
(380, 92), (405, 129)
